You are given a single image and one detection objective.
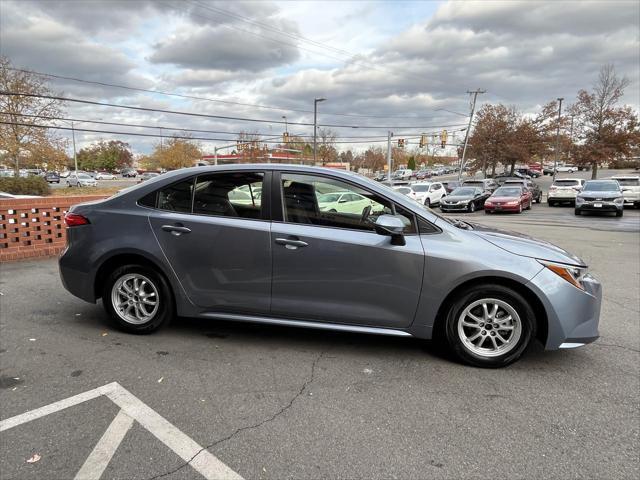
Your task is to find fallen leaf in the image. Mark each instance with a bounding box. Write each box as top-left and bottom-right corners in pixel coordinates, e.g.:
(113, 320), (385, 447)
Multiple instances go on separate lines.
(101, 332), (108, 337)
(157, 377), (164, 383)
(26, 454), (41, 463)
(12, 387), (17, 391)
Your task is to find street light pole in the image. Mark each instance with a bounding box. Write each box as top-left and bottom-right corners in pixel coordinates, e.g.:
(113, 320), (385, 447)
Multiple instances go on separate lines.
(553, 97), (564, 180)
(282, 115), (288, 135)
(313, 97), (326, 164)
(386, 131), (393, 186)
(71, 120), (78, 173)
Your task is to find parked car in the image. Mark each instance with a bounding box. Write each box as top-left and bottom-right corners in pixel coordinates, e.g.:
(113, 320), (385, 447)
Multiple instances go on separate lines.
(493, 173), (526, 185)
(59, 170), (71, 178)
(408, 182), (447, 207)
(122, 168), (138, 178)
(548, 178), (585, 206)
(318, 191), (376, 214)
(542, 166), (555, 176)
(415, 169), (432, 180)
(442, 180), (463, 194)
(139, 172), (160, 183)
(610, 175), (640, 208)
(484, 186), (532, 214)
(45, 172), (60, 184)
(515, 167), (541, 178)
(59, 164), (602, 368)
(555, 165), (578, 173)
(440, 187), (490, 213)
(392, 169), (413, 181)
(96, 172), (117, 180)
(575, 180), (624, 217)
(373, 172), (387, 182)
(504, 179), (542, 203)
(67, 172), (97, 187)
(462, 178), (499, 193)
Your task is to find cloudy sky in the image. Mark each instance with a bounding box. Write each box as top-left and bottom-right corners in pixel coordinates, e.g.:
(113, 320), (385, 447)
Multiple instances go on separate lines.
(1, 0), (638, 156)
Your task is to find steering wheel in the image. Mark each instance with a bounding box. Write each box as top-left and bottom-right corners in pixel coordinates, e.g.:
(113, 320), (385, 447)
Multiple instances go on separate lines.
(361, 205), (372, 223)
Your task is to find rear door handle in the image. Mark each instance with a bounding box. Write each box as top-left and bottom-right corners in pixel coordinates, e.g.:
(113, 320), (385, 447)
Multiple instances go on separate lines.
(275, 238), (308, 249)
(161, 225), (192, 236)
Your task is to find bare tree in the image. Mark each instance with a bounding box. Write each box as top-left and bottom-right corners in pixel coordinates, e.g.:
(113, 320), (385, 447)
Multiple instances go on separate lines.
(570, 64), (637, 179)
(317, 128), (337, 165)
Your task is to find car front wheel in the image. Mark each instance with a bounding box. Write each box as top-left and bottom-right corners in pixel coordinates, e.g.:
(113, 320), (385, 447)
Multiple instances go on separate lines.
(103, 265), (174, 334)
(444, 284), (535, 368)
(468, 201), (475, 213)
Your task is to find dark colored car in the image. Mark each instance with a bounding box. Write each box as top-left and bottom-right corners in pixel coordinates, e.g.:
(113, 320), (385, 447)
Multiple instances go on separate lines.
(493, 172), (526, 185)
(58, 165), (603, 368)
(122, 168), (138, 178)
(373, 172), (386, 182)
(45, 172), (60, 184)
(415, 169), (432, 180)
(139, 172), (160, 183)
(575, 180), (624, 217)
(462, 178), (499, 193)
(442, 180), (462, 194)
(516, 167), (541, 178)
(440, 187), (490, 213)
(484, 186), (533, 214)
(504, 179), (542, 203)
(543, 166), (555, 176)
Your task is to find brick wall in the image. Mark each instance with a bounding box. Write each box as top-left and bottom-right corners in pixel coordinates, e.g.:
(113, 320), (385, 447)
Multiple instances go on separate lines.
(0, 196), (108, 262)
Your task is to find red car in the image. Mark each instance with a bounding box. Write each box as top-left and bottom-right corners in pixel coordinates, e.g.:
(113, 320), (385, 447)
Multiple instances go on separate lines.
(484, 186), (532, 214)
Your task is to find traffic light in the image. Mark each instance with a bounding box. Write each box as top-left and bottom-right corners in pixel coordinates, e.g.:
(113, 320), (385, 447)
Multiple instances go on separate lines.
(440, 130), (448, 148)
(397, 138), (405, 148)
(419, 135), (426, 148)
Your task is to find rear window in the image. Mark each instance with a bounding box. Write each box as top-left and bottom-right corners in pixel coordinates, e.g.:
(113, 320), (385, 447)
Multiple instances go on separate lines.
(615, 178), (640, 186)
(554, 180), (579, 186)
(411, 184), (431, 192)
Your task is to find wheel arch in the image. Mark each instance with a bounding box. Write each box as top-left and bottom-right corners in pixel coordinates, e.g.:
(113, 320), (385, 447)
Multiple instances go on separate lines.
(431, 276), (548, 346)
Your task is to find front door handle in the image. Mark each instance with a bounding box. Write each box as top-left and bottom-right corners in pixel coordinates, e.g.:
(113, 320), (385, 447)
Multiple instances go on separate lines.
(161, 225), (192, 236)
(275, 238), (308, 249)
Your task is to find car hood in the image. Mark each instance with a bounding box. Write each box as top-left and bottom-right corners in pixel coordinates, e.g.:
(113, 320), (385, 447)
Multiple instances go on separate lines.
(469, 223), (586, 267)
(578, 191), (620, 198)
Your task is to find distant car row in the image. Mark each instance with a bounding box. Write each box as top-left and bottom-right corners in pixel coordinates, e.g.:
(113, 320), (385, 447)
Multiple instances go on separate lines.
(548, 175), (639, 210)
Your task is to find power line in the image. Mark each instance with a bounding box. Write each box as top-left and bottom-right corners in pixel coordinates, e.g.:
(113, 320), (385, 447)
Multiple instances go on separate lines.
(0, 91), (469, 130)
(0, 112), (465, 139)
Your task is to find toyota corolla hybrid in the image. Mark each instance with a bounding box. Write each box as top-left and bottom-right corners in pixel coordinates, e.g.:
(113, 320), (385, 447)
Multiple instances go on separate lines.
(59, 165), (601, 368)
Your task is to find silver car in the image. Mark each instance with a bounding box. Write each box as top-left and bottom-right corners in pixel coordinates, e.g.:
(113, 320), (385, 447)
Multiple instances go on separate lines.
(59, 165), (601, 368)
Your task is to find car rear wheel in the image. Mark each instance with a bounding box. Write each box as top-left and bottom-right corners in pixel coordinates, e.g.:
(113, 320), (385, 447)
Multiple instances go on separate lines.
(103, 265), (173, 334)
(424, 198), (431, 208)
(444, 284), (535, 368)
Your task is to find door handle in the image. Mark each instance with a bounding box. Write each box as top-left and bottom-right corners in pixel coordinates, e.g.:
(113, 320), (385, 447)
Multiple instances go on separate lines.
(275, 238), (308, 249)
(161, 225), (192, 236)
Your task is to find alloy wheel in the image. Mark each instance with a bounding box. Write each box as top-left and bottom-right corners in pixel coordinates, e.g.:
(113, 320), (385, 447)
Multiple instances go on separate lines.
(111, 273), (159, 325)
(457, 298), (522, 358)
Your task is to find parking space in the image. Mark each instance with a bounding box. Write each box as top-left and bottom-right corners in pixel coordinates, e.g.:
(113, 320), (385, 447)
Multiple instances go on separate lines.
(1, 202), (639, 479)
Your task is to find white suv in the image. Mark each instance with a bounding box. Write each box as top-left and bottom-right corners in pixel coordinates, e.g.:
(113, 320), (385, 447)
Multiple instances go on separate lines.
(409, 182), (447, 207)
(610, 175), (640, 208)
(548, 178), (585, 206)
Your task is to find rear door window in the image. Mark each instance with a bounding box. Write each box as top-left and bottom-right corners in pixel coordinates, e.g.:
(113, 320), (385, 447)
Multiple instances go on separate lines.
(194, 172), (264, 219)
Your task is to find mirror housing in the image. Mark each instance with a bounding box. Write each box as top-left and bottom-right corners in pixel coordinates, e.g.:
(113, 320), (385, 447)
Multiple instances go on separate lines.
(374, 215), (406, 246)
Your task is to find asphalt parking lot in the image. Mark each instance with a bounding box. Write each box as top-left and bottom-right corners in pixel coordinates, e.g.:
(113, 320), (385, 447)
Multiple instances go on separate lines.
(1, 180), (639, 479)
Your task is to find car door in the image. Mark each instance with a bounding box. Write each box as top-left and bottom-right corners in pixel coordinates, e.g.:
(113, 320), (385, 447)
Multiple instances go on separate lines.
(270, 172), (424, 328)
(145, 171), (272, 314)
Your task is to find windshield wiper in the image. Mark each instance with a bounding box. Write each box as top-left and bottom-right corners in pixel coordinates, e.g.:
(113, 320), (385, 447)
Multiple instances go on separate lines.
(452, 219), (473, 230)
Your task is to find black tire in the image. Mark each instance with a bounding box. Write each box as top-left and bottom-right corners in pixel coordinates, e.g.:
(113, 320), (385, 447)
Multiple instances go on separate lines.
(574, 209), (581, 216)
(535, 194), (541, 204)
(443, 284), (536, 368)
(484, 209), (491, 214)
(616, 210), (623, 217)
(548, 200), (554, 207)
(102, 264), (174, 334)
(424, 198), (431, 208)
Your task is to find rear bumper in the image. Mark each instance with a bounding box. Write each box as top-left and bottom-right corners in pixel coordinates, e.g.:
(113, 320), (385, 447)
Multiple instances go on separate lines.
(527, 267), (601, 350)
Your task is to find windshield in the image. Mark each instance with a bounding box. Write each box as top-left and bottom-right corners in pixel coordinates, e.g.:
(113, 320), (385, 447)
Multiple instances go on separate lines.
(493, 187), (522, 196)
(78, 174), (91, 179)
(554, 179), (579, 186)
(395, 187), (411, 194)
(615, 178), (639, 186)
(318, 193), (342, 203)
(451, 187), (477, 196)
(583, 181), (620, 191)
(411, 184), (431, 192)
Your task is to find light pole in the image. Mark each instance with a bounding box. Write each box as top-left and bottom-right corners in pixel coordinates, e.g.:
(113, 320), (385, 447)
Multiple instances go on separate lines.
(313, 97), (326, 164)
(282, 115), (288, 135)
(553, 97), (564, 180)
(71, 120), (78, 174)
(457, 89), (485, 182)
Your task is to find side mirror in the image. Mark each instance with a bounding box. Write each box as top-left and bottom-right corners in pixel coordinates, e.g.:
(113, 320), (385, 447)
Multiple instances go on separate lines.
(374, 215), (406, 246)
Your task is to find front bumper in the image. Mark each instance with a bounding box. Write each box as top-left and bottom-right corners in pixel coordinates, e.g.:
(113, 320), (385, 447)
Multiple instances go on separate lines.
(485, 204), (520, 212)
(440, 203), (468, 211)
(527, 267), (601, 350)
(576, 200), (623, 212)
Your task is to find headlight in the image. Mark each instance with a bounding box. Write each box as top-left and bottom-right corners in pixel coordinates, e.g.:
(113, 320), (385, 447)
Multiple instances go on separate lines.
(575, 197), (585, 204)
(613, 197), (624, 204)
(538, 259), (587, 290)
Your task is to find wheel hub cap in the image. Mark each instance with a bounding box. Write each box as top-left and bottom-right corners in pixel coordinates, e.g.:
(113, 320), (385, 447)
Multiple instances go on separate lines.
(111, 273), (159, 325)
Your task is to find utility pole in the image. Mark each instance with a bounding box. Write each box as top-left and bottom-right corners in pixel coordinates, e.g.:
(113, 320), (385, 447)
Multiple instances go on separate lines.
(386, 131), (393, 186)
(553, 97), (564, 180)
(568, 114), (574, 161)
(457, 89), (485, 182)
(214, 146), (218, 166)
(282, 115), (288, 135)
(159, 127), (164, 152)
(313, 97), (326, 164)
(71, 120), (78, 173)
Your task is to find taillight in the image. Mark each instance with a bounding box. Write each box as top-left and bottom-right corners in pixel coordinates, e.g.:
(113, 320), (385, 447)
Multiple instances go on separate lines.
(64, 212), (90, 227)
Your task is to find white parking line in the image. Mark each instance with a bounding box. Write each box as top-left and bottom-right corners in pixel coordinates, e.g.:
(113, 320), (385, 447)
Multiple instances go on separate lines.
(74, 410), (134, 480)
(0, 382), (243, 480)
